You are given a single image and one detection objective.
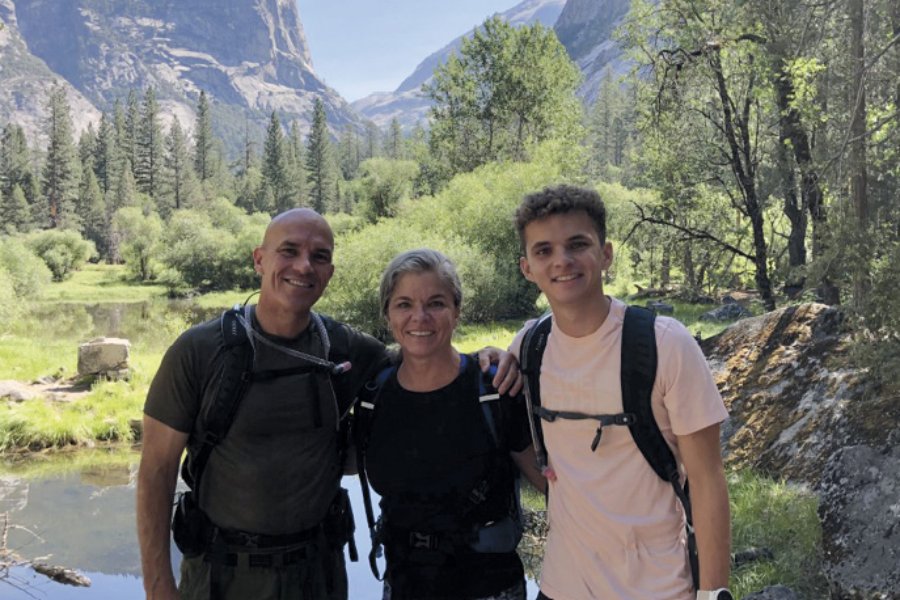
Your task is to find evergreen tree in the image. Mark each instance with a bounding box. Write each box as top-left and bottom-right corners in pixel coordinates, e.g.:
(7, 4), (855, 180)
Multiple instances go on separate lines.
(338, 123), (361, 179)
(136, 87), (164, 201)
(305, 99), (335, 213)
(76, 158), (108, 257)
(42, 86), (81, 229)
(123, 89), (140, 180)
(386, 118), (403, 159)
(363, 122), (380, 161)
(163, 116), (198, 214)
(0, 185), (31, 234)
(262, 111), (289, 213)
(286, 120), (308, 208)
(193, 90), (215, 181)
(1, 123), (35, 209)
(78, 124), (97, 170)
(93, 112), (119, 195)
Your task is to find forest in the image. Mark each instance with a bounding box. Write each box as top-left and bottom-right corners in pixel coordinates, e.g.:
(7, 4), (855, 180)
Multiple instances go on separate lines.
(1, 1), (899, 385)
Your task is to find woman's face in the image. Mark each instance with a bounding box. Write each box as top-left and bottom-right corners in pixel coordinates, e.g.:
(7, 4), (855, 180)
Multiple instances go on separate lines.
(386, 270), (460, 361)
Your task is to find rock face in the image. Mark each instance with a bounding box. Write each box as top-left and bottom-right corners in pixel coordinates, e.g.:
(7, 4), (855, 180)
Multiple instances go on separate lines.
(77, 337), (131, 380)
(818, 445), (900, 599)
(0, 0), (100, 137)
(2, 0), (359, 149)
(553, 0), (632, 103)
(702, 303), (900, 598)
(352, 0), (567, 130)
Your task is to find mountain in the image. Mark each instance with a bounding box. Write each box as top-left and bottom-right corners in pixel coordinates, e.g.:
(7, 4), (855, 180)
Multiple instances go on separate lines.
(0, 0), (360, 151)
(554, 0), (632, 104)
(352, 0), (567, 131)
(0, 0), (100, 138)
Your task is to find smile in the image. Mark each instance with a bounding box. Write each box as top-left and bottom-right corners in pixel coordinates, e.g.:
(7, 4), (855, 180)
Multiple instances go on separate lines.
(407, 331), (434, 337)
(553, 274), (580, 282)
(285, 278), (314, 288)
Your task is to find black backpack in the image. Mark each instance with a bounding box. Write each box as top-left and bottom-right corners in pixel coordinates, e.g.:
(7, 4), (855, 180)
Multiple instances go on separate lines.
(519, 305), (699, 590)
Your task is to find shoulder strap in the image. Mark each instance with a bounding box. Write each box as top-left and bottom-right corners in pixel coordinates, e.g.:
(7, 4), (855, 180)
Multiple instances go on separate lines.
(182, 305), (255, 494)
(621, 305), (699, 590)
(519, 313), (553, 471)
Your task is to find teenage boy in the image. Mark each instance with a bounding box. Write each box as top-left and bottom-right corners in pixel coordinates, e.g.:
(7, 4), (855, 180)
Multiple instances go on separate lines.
(512, 185), (732, 600)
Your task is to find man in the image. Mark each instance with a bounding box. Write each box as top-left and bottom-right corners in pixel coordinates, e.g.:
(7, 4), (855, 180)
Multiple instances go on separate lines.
(511, 186), (732, 600)
(137, 208), (518, 599)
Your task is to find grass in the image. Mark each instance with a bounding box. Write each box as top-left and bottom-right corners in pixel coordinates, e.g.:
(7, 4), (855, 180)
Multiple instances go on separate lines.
(39, 263), (169, 303)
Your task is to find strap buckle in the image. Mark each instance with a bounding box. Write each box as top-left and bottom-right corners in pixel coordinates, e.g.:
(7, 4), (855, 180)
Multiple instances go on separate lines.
(409, 531), (437, 550)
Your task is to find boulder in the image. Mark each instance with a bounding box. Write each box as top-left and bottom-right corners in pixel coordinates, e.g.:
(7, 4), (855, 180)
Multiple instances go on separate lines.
(77, 337), (131, 379)
(699, 303), (753, 322)
(646, 301), (675, 314)
(819, 445), (900, 599)
(0, 380), (37, 401)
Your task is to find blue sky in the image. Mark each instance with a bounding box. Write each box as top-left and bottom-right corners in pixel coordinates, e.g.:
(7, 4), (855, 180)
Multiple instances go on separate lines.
(299, 0), (517, 102)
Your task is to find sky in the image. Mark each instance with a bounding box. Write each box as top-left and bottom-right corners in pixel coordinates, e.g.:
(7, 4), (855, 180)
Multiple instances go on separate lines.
(299, 0), (518, 102)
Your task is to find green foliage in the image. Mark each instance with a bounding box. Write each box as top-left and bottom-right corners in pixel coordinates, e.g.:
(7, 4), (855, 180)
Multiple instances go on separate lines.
(158, 204), (266, 293)
(112, 206), (163, 281)
(426, 17), (583, 183)
(353, 158), (419, 223)
(0, 236), (52, 300)
(728, 470), (825, 598)
(25, 229), (96, 281)
(306, 98), (337, 212)
(42, 86), (81, 229)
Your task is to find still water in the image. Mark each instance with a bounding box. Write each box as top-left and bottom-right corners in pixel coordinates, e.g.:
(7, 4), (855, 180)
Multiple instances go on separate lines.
(0, 455), (539, 599)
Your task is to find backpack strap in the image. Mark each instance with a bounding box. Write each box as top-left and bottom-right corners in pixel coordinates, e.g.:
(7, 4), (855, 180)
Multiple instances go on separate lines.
(519, 313), (553, 472)
(182, 305), (254, 496)
(621, 305), (699, 590)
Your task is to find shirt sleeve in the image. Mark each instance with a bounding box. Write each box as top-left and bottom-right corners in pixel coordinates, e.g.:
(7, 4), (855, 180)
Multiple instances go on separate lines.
(655, 317), (728, 436)
(144, 325), (212, 434)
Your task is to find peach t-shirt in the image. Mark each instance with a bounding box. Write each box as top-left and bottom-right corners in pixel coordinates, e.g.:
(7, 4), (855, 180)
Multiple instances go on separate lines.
(511, 298), (728, 600)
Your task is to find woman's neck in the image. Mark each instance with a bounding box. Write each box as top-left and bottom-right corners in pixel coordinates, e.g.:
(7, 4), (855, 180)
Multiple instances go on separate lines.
(397, 348), (460, 392)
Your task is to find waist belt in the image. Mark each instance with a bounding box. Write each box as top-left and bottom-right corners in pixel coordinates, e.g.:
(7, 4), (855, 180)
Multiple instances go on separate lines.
(204, 545), (315, 567)
(213, 523), (321, 550)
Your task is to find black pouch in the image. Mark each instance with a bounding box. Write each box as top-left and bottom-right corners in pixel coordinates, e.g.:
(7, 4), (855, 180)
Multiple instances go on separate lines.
(171, 491), (210, 558)
(324, 487), (358, 561)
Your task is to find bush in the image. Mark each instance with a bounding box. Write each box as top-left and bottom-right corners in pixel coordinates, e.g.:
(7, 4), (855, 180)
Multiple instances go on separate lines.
(112, 207), (163, 281)
(24, 229), (96, 281)
(0, 237), (52, 297)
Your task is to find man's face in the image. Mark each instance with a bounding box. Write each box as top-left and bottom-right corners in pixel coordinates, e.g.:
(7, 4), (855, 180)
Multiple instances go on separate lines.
(253, 211), (335, 318)
(519, 211), (613, 310)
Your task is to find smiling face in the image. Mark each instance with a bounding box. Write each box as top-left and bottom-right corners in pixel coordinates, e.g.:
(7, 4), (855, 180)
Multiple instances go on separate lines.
(253, 209), (335, 327)
(386, 270), (460, 361)
(519, 210), (613, 312)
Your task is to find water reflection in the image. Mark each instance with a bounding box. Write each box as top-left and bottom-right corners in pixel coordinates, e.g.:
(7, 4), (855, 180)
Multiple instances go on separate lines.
(0, 454), (540, 599)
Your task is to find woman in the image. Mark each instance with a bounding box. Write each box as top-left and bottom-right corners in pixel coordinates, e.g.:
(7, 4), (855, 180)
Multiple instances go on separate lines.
(357, 249), (545, 600)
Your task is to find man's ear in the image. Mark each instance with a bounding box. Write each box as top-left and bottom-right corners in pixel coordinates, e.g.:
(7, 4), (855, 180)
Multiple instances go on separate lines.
(519, 256), (534, 282)
(252, 246), (264, 274)
(600, 242), (614, 271)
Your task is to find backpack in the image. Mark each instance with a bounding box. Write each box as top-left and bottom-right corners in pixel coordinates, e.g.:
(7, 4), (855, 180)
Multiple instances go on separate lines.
(353, 355), (522, 580)
(519, 305), (699, 590)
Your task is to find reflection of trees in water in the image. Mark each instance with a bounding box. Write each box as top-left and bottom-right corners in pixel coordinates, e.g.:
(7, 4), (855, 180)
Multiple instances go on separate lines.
(519, 508), (547, 582)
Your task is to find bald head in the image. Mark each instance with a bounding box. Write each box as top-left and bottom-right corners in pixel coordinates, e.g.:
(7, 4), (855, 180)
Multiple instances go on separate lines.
(261, 208), (334, 250)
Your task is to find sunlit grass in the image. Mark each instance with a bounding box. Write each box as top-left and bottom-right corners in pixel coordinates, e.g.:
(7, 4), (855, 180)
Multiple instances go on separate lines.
(454, 320), (525, 353)
(0, 446), (138, 479)
(39, 263), (169, 303)
(728, 470), (825, 599)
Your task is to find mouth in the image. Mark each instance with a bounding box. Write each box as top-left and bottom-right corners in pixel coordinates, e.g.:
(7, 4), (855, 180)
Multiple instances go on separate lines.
(406, 331), (434, 337)
(284, 278), (315, 289)
(552, 273), (581, 283)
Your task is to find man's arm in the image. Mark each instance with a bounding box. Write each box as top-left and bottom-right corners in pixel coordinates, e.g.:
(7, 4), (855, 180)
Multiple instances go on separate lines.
(511, 445), (547, 494)
(477, 346), (523, 396)
(137, 415), (189, 600)
(678, 422), (731, 592)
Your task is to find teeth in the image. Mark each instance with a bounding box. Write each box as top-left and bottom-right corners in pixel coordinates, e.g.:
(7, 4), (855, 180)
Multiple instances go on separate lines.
(285, 279), (313, 288)
(408, 331), (433, 337)
(555, 274), (579, 282)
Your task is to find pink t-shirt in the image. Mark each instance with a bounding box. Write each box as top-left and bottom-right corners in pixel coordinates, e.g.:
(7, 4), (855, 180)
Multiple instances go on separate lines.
(511, 298), (728, 600)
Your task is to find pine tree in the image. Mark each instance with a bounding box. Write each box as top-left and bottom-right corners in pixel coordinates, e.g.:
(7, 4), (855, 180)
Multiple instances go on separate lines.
(262, 111), (289, 214)
(93, 112), (119, 195)
(123, 89), (140, 181)
(286, 120), (308, 207)
(0, 184), (31, 234)
(1, 124), (35, 206)
(386, 118), (403, 159)
(42, 86), (81, 229)
(77, 158), (108, 257)
(338, 123), (361, 179)
(163, 116), (197, 214)
(136, 87), (164, 201)
(305, 99), (335, 213)
(193, 90), (215, 181)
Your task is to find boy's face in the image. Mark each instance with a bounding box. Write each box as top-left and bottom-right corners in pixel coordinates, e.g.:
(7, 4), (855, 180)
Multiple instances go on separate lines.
(519, 211), (613, 310)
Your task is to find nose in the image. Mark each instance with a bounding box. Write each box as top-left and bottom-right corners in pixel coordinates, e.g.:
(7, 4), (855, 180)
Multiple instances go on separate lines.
(292, 252), (313, 273)
(553, 247), (574, 267)
(411, 303), (428, 320)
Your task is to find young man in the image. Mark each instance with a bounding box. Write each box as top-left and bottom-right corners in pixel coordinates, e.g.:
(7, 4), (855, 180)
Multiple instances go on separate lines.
(137, 208), (520, 600)
(512, 185), (732, 600)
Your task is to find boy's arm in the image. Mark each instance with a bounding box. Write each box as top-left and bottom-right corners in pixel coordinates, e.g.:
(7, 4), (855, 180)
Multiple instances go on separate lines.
(678, 422), (731, 592)
(476, 346), (523, 396)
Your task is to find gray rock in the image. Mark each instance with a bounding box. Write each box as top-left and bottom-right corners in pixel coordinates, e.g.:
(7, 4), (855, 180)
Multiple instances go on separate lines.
(819, 445), (900, 599)
(741, 585), (798, 600)
(700, 303), (753, 322)
(0, 380), (37, 401)
(77, 337), (131, 378)
(646, 301), (675, 314)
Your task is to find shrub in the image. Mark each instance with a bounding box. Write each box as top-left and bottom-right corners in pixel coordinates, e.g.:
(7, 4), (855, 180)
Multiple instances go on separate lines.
(24, 229), (96, 281)
(0, 237), (52, 297)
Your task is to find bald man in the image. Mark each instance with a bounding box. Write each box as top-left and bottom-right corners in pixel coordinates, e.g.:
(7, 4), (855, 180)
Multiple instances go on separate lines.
(137, 209), (519, 600)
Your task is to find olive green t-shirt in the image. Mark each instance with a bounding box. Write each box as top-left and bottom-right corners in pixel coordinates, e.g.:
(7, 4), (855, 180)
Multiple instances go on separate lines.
(145, 307), (387, 535)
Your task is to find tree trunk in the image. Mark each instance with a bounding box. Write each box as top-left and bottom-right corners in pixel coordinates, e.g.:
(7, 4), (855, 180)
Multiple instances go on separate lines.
(849, 0), (869, 308)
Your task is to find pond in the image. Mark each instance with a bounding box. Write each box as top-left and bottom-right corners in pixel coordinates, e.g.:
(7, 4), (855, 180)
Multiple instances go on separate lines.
(0, 452), (541, 599)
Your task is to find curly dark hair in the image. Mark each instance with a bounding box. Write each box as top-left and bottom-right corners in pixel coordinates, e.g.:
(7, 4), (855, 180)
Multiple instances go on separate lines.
(515, 184), (607, 252)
